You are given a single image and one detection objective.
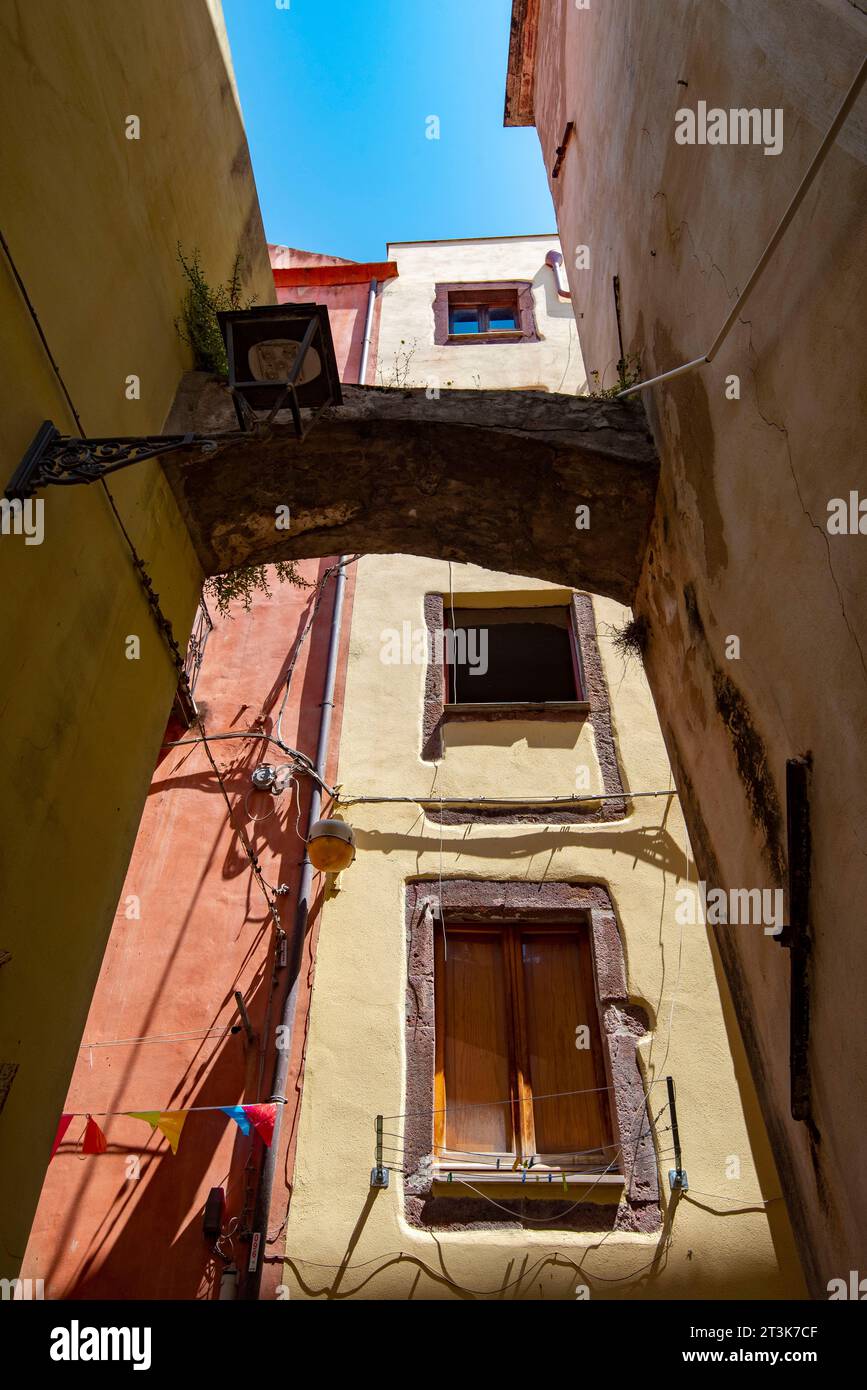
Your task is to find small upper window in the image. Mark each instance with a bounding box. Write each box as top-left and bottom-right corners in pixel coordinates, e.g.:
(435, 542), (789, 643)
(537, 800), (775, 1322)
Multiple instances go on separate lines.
(433, 281), (538, 347)
(443, 606), (585, 708)
(447, 289), (520, 340)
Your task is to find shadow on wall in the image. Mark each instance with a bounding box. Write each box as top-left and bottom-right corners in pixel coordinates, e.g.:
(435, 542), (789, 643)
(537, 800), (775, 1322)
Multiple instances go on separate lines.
(352, 823), (693, 882)
(532, 264), (577, 322)
(42, 976), (273, 1301)
(285, 1184), (684, 1299)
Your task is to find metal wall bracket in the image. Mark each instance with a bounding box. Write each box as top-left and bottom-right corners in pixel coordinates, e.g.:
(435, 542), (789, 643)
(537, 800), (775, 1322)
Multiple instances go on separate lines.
(370, 1113), (390, 1188)
(666, 1076), (688, 1192)
(5, 420), (229, 500)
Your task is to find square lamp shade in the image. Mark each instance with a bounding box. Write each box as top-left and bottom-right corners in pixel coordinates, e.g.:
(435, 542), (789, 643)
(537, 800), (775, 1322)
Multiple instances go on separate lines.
(217, 303), (342, 434)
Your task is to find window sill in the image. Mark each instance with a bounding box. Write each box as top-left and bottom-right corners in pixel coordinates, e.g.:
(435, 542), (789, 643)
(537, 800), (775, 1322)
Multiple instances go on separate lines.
(446, 332), (525, 344)
(443, 700), (590, 716)
(432, 1169), (624, 1195)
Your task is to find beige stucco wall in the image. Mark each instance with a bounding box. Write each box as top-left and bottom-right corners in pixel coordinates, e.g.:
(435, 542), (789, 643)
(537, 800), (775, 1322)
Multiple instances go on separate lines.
(376, 236), (587, 393)
(379, 584), (607, 800)
(280, 554), (803, 1299)
(0, 0), (273, 1275)
(525, 0), (867, 1294)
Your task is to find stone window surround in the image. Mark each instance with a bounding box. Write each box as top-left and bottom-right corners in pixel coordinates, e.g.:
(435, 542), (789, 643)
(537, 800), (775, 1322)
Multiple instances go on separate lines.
(402, 879), (661, 1233)
(432, 280), (541, 346)
(421, 591), (627, 825)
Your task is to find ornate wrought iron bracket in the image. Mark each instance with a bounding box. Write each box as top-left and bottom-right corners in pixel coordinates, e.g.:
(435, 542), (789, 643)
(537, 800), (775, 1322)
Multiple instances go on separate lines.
(4, 420), (235, 500)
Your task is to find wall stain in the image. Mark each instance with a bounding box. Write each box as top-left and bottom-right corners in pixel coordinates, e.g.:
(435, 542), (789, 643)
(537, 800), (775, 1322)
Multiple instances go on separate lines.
(683, 583), (786, 883)
(654, 320), (728, 580)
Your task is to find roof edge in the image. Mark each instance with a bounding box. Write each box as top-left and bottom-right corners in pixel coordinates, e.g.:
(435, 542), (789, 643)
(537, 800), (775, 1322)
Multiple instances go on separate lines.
(504, 0), (540, 127)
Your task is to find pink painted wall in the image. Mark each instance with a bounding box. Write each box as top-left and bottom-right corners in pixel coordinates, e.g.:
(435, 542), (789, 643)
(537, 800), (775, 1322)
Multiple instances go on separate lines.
(23, 557), (355, 1299)
(269, 243), (387, 385)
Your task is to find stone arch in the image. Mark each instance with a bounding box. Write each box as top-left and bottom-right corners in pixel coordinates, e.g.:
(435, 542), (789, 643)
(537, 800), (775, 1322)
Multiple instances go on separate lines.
(163, 375), (659, 606)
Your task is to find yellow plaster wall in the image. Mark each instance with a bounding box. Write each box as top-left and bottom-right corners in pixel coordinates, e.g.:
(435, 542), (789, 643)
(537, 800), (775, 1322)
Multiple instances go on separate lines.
(0, 0), (273, 1274)
(371, 576), (606, 801)
(280, 555), (805, 1299)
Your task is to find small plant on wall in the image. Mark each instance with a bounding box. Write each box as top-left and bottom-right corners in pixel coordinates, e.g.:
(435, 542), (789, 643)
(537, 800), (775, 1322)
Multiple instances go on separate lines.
(205, 562), (310, 620)
(376, 338), (419, 388)
(587, 352), (643, 399)
(606, 613), (650, 669)
(174, 245), (249, 375)
(175, 247), (309, 613)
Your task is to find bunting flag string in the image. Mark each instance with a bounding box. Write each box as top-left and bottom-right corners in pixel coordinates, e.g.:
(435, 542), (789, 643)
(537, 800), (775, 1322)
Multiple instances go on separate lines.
(49, 1103), (277, 1160)
(128, 1110), (189, 1155)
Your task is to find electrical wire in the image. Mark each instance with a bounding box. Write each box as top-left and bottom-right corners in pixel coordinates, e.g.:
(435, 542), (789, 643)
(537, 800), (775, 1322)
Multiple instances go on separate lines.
(163, 729), (335, 795)
(453, 1154), (655, 1219)
(684, 1187), (783, 1208)
(79, 1026), (238, 1050)
(244, 789), (279, 823)
(379, 1130), (674, 1167)
(281, 1247), (587, 1297)
(1, 226), (85, 436)
(383, 1079), (637, 1121)
(338, 789), (678, 806)
(194, 716), (285, 935)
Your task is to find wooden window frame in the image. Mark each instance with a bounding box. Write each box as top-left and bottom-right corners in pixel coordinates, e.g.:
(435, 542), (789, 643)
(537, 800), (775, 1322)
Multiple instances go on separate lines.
(447, 292), (520, 340)
(432, 280), (541, 347)
(433, 920), (617, 1176)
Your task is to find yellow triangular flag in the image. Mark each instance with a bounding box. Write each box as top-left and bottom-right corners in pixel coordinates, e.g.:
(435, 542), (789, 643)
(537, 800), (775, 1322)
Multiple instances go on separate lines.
(127, 1110), (188, 1154)
(128, 1111), (162, 1129)
(154, 1110), (188, 1154)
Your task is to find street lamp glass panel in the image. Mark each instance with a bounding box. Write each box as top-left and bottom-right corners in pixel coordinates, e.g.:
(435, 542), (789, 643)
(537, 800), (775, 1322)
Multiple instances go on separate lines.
(217, 303), (342, 415)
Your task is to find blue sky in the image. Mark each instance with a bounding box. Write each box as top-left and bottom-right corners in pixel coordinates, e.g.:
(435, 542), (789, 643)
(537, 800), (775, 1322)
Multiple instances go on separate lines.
(222, 0), (555, 263)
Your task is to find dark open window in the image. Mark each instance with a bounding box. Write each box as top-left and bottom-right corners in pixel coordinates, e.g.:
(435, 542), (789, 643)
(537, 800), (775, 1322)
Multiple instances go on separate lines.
(443, 605), (584, 707)
(434, 921), (615, 1170)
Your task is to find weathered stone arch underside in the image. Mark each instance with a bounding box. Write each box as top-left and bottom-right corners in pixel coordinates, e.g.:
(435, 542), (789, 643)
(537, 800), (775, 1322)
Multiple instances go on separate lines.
(163, 374), (659, 605)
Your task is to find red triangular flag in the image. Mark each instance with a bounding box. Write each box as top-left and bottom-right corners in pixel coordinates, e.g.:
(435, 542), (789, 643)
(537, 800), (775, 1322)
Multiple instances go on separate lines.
(242, 1104), (276, 1147)
(50, 1114), (73, 1161)
(81, 1116), (108, 1154)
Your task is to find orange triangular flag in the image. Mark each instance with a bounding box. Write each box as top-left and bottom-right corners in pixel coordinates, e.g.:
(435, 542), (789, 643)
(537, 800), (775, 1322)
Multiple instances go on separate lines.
(128, 1110), (188, 1154)
(81, 1116), (108, 1154)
